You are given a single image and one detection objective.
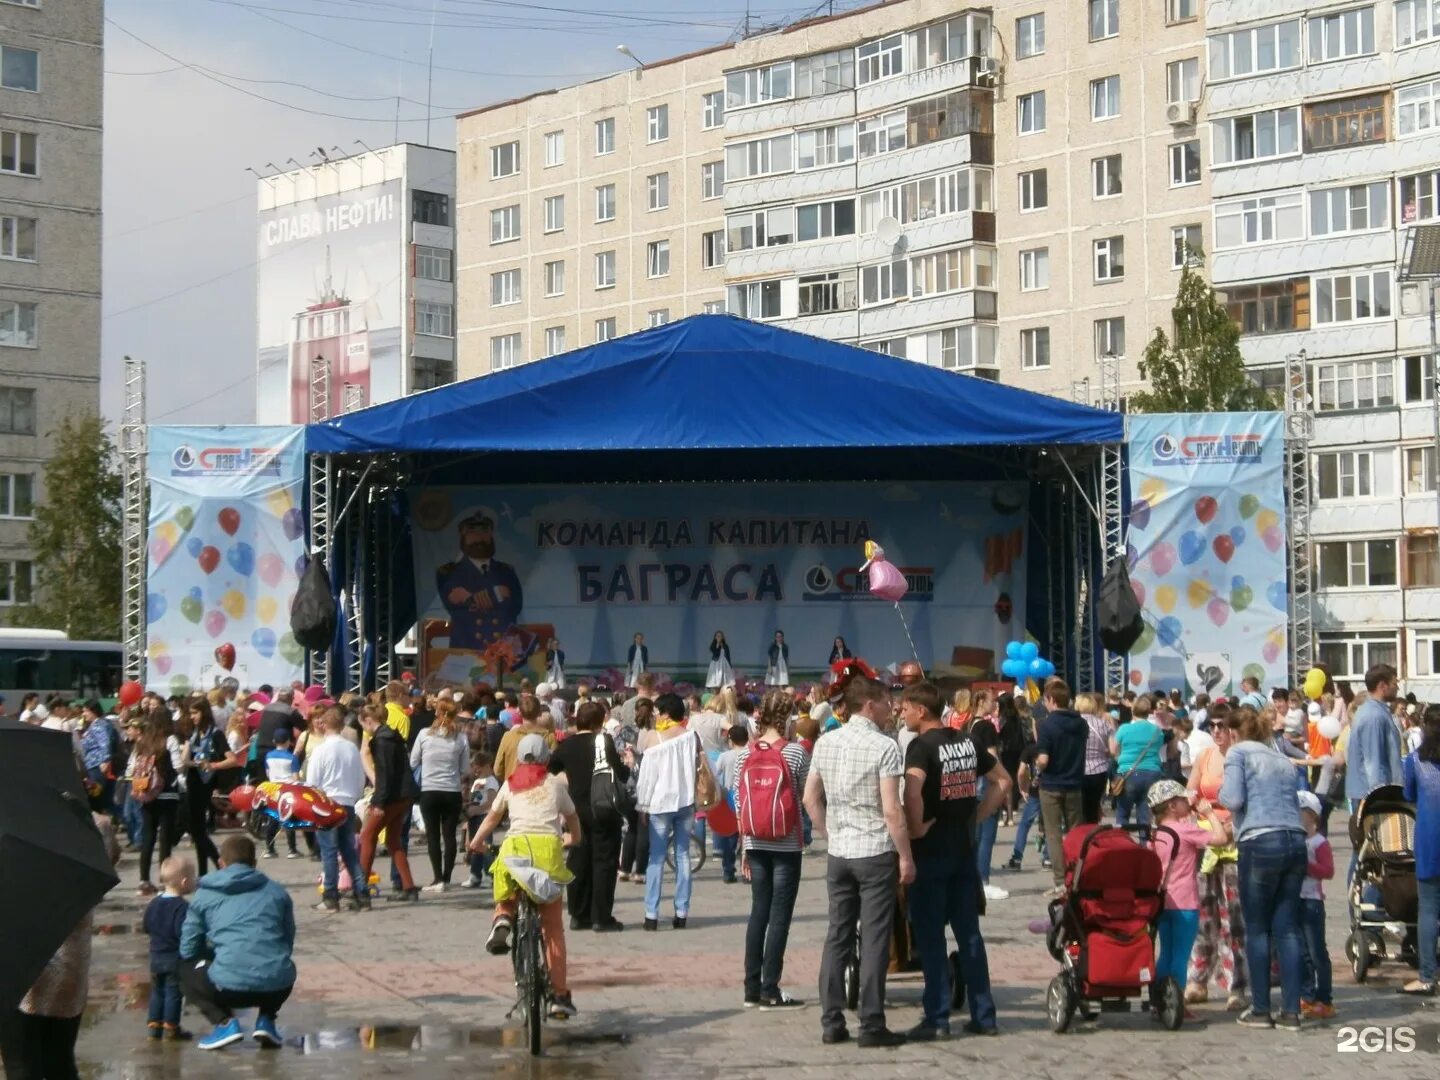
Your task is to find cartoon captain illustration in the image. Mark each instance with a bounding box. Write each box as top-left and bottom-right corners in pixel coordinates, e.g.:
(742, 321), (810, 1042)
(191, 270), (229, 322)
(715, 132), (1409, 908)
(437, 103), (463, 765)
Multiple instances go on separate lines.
(435, 510), (524, 650)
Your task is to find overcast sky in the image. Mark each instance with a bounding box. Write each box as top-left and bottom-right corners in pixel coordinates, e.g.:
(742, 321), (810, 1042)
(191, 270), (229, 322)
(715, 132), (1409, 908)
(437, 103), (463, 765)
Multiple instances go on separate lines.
(101, 0), (839, 426)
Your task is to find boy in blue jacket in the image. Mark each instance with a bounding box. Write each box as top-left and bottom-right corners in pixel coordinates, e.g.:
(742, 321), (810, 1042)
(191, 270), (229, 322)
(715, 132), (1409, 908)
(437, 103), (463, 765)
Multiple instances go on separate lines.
(179, 834), (297, 1050)
(143, 855), (196, 1040)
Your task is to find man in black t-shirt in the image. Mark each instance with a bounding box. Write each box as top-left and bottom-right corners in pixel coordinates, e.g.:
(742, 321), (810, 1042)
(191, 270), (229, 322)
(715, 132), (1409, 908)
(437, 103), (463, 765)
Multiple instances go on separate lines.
(901, 682), (1011, 1040)
(250, 690), (304, 782)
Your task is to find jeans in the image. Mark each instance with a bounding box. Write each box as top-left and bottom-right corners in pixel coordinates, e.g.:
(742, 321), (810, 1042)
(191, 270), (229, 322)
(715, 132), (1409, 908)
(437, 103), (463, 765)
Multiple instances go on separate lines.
(744, 849), (802, 1000)
(644, 805), (694, 919)
(1155, 908), (1200, 988)
(1237, 830), (1307, 1017)
(975, 777), (999, 884)
(147, 968), (182, 1027)
(139, 799), (180, 886)
(121, 783), (144, 846)
(1010, 793), (1045, 864)
(316, 806), (364, 900)
(178, 959), (291, 1025)
(1299, 898), (1332, 1005)
(1116, 769), (1161, 828)
(1038, 787), (1082, 886)
(714, 831), (740, 882)
(908, 850), (996, 1030)
(1419, 877), (1439, 985)
(466, 817), (494, 881)
(418, 790), (462, 885)
(819, 852), (897, 1037)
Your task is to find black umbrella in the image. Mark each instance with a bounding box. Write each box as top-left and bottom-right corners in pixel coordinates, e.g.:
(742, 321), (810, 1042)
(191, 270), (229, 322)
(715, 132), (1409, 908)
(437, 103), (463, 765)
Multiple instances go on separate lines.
(0, 718), (120, 1013)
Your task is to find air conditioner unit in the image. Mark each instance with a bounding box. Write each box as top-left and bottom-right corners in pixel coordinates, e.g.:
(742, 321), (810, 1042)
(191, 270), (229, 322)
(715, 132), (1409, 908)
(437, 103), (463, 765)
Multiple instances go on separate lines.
(975, 56), (1000, 86)
(1166, 101), (1197, 126)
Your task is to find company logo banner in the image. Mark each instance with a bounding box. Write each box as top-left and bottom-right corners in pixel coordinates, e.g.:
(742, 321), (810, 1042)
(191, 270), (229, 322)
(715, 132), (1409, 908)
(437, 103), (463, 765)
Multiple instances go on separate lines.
(146, 426), (307, 694)
(1126, 412), (1288, 698)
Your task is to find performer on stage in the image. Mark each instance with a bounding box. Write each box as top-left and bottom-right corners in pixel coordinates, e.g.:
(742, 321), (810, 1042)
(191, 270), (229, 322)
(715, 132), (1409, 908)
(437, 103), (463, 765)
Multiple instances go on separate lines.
(706, 631), (734, 690)
(626, 632), (649, 688)
(828, 636), (853, 665)
(545, 637), (566, 689)
(765, 630), (790, 688)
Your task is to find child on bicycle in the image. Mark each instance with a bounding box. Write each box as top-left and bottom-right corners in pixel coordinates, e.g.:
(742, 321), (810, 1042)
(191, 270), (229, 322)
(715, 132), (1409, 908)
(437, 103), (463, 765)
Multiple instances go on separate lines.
(468, 733), (581, 1019)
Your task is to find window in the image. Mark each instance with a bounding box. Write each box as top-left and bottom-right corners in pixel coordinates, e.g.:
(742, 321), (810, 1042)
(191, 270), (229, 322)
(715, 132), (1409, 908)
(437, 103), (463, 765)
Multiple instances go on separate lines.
(0, 473), (31, 518)
(0, 214), (35, 261)
(1169, 0), (1198, 22)
(647, 105), (669, 144)
(543, 194), (564, 233)
(1095, 317), (1126, 359)
(857, 34), (905, 84)
(1317, 539), (1397, 588)
(727, 279), (782, 319)
(857, 110), (906, 157)
(1018, 91), (1046, 134)
(906, 16), (984, 72)
(1319, 631), (1398, 677)
(702, 91), (724, 129)
(414, 245), (451, 282)
(796, 124), (856, 170)
(1398, 79), (1440, 137)
(1222, 279), (1310, 336)
(595, 184), (616, 222)
(1314, 269), (1391, 324)
(1406, 446), (1437, 493)
(414, 358), (455, 392)
(490, 141), (519, 179)
(911, 249), (963, 297)
(1021, 327), (1051, 370)
(543, 130), (564, 168)
(1406, 353), (1435, 402)
(648, 309), (670, 327)
(861, 259), (908, 305)
(1165, 140), (1199, 188)
(794, 50), (855, 98)
(543, 260), (565, 297)
(412, 190), (450, 226)
(594, 250), (616, 289)
(1214, 191), (1305, 249)
(1089, 0), (1119, 40)
(922, 325), (998, 371)
(725, 134), (793, 179)
(0, 560), (31, 606)
(1167, 58), (1200, 104)
(1316, 357), (1396, 410)
(1401, 170), (1440, 223)
(1315, 449), (1393, 499)
(1020, 247), (1049, 291)
(0, 386), (34, 433)
(726, 206), (795, 252)
(1212, 108), (1300, 165)
(859, 168), (990, 230)
(701, 300), (725, 315)
(1019, 168), (1048, 211)
(0, 300), (35, 347)
(0, 46), (37, 92)
(1172, 224), (1202, 268)
(490, 333), (521, 372)
(490, 269), (521, 307)
(1090, 76), (1120, 121)
(1308, 7), (1376, 63)
(1310, 182), (1389, 236)
(490, 204), (520, 244)
(1016, 13), (1045, 58)
(544, 326), (566, 358)
(647, 172), (669, 211)
(726, 62), (793, 109)
(1396, 0), (1440, 46)
(595, 117), (615, 156)
(1093, 237), (1125, 282)
(1305, 93), (1386, 150)
(1208, 20), (1302, 80)
(701, 230), (725, 269)
(864, 337), (908, 358)
(595, 317), (617, 343)
(415, 301), (453, 337)
(701, 161), (724, 200)
(646, 239), (670, 278)
(1092, 155), (1122, 198)
(796, 199), (856, 242)
(797, 271), (857, 315)
(1409, 534), (1440, 588)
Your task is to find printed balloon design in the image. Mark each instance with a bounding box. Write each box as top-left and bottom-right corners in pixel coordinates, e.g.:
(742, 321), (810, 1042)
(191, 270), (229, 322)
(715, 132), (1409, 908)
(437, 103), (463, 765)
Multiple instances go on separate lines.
(180, 595), (203, 624)
(154, 520), (179, 547)
(186, 537), (204, 558)
(1130, 579), (1146, 608)
(1230, 577), (1254, 612)
(1267, 580), (1288, 611)
(227, 542), (255, 577)
(146, 592), (167, 622)
(1155, 584), (1177, 613)
(1132, 622), (1155, 654)
(1256, 508), (1279, 535)
(294, 553), (310, 578)
(221, 590), (247, 619)
(279, 631), (305, 666)
(1213, 535), (1236, 563)
(203, 609), (227, 639)
(198, 545), (221, 574)
(1206, 598), (1229, 627)
(266, 488), (295, 518)
(251, 627), (277, 659)
(1130, 498), (1151, 531)
(258, 553), (285, 587)
(1194, 496), (1218, 524)
(1139, 477), (1166, 505)
(1149, 542), (1176, 577)
(1239, 494), (1260, 519)
(149, 537), (173, 565)
(1229, 526), (1246, 547)
(174, 506), (196, 532)
(1243, 662), (1267, 685)
(1156, 616), (1183, 649)
(1262, 525), (1284, 552)
(1187, 579), (1212, 608)
(218, 507), (241, 536)
(169, 675), (193, 697)
(1179, 531), (1206, 567)
(256, 595), (279, 624)
(282, 507), (305, 542)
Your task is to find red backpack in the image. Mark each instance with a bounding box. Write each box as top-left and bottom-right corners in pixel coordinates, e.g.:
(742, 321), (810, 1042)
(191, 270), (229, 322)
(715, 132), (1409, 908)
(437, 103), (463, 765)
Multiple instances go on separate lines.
(737, 740), (796, 842)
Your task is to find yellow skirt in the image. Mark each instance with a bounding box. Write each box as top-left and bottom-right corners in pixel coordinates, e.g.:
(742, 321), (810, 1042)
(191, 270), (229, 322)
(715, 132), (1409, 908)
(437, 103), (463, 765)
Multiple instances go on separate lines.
(492, 833), (573, 905)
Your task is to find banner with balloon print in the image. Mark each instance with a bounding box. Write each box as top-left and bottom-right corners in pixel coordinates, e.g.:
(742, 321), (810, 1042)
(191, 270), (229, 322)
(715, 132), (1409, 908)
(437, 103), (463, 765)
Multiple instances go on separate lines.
(145, 426), (307, 694)
(1125, 413), (1287, 699)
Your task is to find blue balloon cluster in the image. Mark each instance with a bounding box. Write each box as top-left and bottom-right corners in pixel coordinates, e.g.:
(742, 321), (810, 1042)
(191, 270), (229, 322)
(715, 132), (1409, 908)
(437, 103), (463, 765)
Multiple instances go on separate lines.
(1000, 639), (1055, 681)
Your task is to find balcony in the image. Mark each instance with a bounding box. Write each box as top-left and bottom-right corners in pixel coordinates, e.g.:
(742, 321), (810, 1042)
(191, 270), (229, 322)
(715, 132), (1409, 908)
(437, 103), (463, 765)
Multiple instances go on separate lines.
(857, 135), (985, 188)
(857, 290), (993, 337)
(856, 56), (993, 115)
(1314, 588), (1403, 629)
(724, 92), (856, 139)
(1213, 130), (1440, 199)
(1238, 320), (1397, 365)
(1208, 57), (1389, 117)
(724, 163), (858, 212)
(1213, 232), (1396, 284)
(726, 212), (984, 280)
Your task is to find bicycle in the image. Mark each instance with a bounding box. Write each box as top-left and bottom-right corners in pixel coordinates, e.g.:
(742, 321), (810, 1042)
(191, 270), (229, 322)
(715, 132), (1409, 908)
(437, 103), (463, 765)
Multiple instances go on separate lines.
(510, 886), (549, 1057)
(664, 810), (708, 873)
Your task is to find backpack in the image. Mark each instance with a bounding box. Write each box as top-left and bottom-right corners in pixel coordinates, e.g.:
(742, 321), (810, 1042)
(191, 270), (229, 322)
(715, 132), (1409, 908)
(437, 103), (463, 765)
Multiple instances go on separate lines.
(129, 752), (166, 804)
(290, 553), (336, 651)
(1097, 556), (1145, 655)
(736, 740), (797, 842)
(589, 732), (632, 822)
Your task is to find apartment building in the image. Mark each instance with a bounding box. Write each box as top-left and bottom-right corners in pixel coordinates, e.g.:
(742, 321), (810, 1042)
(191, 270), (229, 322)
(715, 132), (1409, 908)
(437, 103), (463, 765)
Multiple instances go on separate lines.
(1204, 0), (1440, 695)
(0, 0), (103, 611)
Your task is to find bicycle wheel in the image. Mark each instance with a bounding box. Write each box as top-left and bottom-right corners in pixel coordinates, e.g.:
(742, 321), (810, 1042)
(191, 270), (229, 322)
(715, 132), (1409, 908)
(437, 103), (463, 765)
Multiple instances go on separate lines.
(525, 903), (545, 1056)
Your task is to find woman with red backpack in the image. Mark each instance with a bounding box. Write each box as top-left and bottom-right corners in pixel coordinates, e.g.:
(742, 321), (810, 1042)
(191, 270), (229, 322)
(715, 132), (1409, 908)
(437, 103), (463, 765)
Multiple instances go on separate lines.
(130, 708), (185, 896)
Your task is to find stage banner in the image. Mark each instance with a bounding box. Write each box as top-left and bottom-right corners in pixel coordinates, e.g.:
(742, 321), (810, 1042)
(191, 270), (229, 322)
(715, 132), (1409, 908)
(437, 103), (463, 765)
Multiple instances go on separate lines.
(407, 482), (1029, 690)
(146, 426), (308, 694)
(1126, 412), (1288, 698)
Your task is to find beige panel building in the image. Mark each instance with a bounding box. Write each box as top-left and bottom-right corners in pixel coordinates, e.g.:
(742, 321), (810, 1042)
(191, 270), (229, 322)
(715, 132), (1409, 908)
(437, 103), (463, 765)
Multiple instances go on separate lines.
(0, 0), (103, 610)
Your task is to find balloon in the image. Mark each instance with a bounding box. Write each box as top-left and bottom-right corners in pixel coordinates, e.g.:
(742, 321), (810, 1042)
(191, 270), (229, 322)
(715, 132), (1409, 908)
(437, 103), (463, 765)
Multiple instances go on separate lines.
(175, 506), (196, 531)
(227, 542), (255, 577)
(1318, 714), (1342, 741)
(1005, 640), (1023, 660)
(1229, 526), (1245, 546)
(1194, 496), (1217, 524)
(1038, 659), (1056, 679)
(214, 642), (236, 671)
(1149, 542), (1176, 577)
(1213, 535), (1236, 563)
(294, 553), (310, 578)
(188, 586), (203, 601)
(1139, 477), (1166, 504)
(1155, 584), (1177, 613)
(279, 632), (305, 666)
(180, 595), (203, 624)
(258, 553), (285, 588)
(185, 537), (203, 558)
(1267, 580), (1288, 611)
(1262, 525), (1284, 552)
(1242, 662), (1267, 686)
(1132, 622), (1155, 654)
(1206, 598), (1229, 627)
(1156, 616), (1183, 649)
(1020, 641), (1039, 662)
(149, 537), (173, 565)
(1130, 579), (1146, 607)
(118, 680), (143, 708)
(283, 507), (305, 542)
(1028, 658), (1046, 677)
(169, 675), (192, 697)
(221, 589), (247, 619)
(1187, 579), (1212, 608)
(251, 628), (277, 659)
(1303, 667), (1327, 701)
(203, 610), (227, 639)
(1256, 508), (1279, 534)
(146, 592), (167, 622)
(218, 507), (242, 536)
(1262, 639), (1281, 664)
(1130, 498), (1151, 530)
(198, 545), (220, 574)
(1179, 532), (1206, 566)
(155, 521), (179, 547)
(257, 595), (278, 624)
(152, 654), (173, 676)
(1230, 582), (1254, 612)
(266, 488), (295, 517)
(1001, 658), (1024, 678)
(865, 556), (908, 602)
(1130, 669), (1144, 687)
(1239, 494), (1260, 519)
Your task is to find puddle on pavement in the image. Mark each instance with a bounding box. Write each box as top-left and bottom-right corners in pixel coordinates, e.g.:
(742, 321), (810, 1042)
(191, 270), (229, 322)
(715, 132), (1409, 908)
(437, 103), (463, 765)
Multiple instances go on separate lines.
(292, 1024), (630, 1054)
(92, 923), (144, 936)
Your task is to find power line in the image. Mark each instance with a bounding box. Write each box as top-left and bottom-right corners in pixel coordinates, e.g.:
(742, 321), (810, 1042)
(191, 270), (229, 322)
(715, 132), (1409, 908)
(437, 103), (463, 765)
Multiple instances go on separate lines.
(216, 0), (740, 31)
(104, 192), (255, 242)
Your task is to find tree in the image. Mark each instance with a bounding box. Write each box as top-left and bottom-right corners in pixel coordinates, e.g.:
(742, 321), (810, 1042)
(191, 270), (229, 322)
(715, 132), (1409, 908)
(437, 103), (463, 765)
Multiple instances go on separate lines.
(11, 414), (123, 639)
(1130, 258), (1274, 413)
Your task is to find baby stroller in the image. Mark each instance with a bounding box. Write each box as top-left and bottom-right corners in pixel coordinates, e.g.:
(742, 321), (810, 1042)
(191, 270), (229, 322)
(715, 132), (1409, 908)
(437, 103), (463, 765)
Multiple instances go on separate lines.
(1044, 823), (1183, 1032)
(1347, 784), (1422, 982)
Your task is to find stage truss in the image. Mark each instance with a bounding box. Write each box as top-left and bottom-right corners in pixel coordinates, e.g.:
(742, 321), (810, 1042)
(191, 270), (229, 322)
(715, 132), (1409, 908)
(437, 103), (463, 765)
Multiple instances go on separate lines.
(120, 356), (147, 682)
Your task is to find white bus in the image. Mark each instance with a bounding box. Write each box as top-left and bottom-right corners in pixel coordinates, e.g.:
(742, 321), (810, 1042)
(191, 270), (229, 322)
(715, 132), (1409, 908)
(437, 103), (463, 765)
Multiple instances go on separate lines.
(0, 628), (124, 705)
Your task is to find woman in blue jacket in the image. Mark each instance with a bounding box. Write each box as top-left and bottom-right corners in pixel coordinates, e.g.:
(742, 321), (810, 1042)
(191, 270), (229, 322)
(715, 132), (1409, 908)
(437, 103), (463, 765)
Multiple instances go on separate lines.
(1401, 705), (1440, 996)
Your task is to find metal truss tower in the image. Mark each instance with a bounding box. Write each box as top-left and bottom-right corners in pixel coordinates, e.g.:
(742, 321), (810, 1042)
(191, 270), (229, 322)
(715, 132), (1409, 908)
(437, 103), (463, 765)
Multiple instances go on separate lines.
(1096, 353), (1126, 693)
(120, 357), (148, 682)
(1284, 349), (1314, 684)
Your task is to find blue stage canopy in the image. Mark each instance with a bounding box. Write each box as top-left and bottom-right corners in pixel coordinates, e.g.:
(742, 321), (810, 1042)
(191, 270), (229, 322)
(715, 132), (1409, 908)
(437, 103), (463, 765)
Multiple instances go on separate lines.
(307, 314), (1122, 455)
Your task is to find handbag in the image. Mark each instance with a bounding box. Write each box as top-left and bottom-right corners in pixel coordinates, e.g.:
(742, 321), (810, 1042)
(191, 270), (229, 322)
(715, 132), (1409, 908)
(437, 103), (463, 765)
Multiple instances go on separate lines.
(694, 736), (720, 811)
(1108, 724), (1162, 797)
(590, 732), (632, 821)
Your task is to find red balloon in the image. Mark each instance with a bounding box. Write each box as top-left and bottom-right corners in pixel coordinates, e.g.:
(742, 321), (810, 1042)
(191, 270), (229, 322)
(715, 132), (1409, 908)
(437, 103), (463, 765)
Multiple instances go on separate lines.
(118, 680), (143, 708)
(1195, 496), (1218, 524)
(1213, 534), (1236, 563)
(218, 507), (241, 536)
(214, 643), (236, 671)
(198, 545), (220, 574)
(229, 785), (258, 814)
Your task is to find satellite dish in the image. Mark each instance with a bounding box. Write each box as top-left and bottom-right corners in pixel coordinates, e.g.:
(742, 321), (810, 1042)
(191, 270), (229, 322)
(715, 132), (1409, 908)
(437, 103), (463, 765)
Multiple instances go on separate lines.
(874, 216), (901, 248)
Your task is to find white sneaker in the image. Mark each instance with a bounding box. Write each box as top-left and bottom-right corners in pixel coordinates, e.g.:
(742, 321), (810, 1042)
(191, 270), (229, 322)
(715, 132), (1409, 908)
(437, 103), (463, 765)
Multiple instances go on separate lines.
(423, 882), (450, 893)
(983, 883), (1009, 901)
(459, 876), (482, 889)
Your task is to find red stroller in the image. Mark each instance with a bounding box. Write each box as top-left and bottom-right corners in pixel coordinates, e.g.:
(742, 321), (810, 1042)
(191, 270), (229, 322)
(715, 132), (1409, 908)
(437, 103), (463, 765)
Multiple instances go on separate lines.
(1043, 823), (1183, 1032)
